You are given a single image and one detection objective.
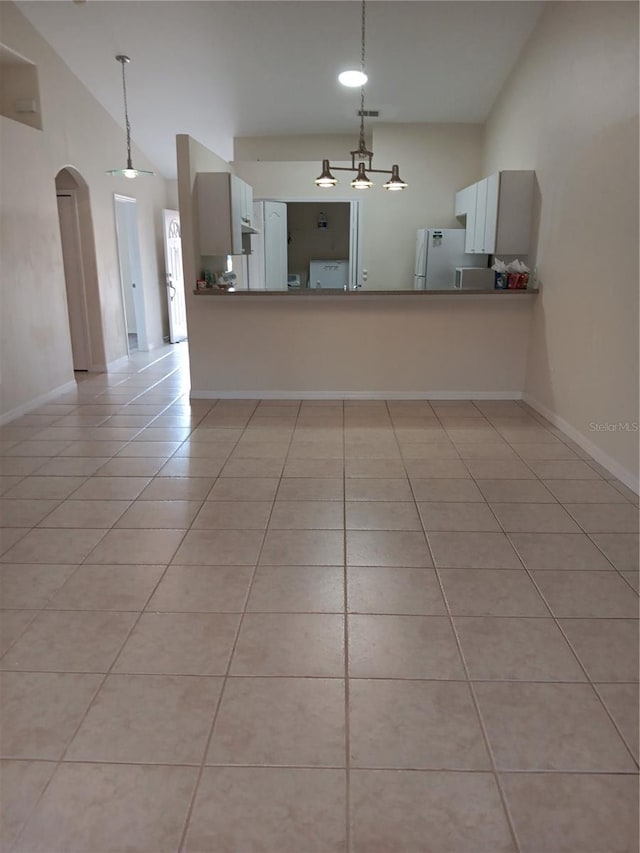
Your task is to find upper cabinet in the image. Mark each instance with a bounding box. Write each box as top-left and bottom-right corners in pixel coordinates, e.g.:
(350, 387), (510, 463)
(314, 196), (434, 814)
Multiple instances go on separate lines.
(455, 170), (534, 255)
(196, 172), (255, 256)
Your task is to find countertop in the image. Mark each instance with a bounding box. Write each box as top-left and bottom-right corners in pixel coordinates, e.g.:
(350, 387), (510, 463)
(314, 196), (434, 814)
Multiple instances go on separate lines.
(193, 288), (539, 297)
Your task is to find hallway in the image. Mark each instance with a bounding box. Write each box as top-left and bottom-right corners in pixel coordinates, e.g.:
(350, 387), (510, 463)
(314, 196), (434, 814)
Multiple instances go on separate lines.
(0, 343), (638, 852)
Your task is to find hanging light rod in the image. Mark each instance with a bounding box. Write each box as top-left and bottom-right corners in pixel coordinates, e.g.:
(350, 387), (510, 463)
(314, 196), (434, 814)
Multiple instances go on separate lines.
(106, 55), (154, 180)
(316, 0), (406, 191)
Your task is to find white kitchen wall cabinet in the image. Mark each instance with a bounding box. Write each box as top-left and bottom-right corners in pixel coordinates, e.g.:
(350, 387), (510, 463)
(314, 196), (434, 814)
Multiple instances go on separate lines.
(196, 172), (254, 256)
(456, 170), (534, 255)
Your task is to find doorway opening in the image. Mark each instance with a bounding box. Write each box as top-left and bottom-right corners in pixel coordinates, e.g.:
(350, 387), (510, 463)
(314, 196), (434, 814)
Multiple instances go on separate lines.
(162, 209), (188, 343)
(55, 167), (105, 372)
(114, 194), (148, 353)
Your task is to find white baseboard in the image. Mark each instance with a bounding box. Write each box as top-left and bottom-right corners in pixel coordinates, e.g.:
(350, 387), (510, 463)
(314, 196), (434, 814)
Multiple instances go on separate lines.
(0, 379), (78, 426)
(523, 393), (639, 495)
(190, 390), (524, 401)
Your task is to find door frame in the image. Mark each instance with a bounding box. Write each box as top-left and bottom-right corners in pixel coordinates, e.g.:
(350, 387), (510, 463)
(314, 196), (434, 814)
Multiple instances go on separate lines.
(56, 189), (91, 370)
(113, 193), (148, 353)
(260, 197), (363, 290)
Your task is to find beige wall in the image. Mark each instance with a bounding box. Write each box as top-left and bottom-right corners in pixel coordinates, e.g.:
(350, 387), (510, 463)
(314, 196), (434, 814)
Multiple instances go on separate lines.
(234, 123), (484, 289)
(0, 3), (170, 420)
(483, 0), (639, 488)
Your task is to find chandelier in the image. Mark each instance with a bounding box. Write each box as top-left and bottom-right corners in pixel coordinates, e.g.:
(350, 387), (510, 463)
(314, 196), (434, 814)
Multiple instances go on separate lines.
(106, 55), (154, 180)
(315, 0), (407, 192)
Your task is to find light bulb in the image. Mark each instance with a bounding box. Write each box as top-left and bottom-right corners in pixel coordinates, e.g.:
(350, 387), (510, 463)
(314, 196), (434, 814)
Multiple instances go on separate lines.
(338, 69), (368, 87)
(123, 168), (138, 179)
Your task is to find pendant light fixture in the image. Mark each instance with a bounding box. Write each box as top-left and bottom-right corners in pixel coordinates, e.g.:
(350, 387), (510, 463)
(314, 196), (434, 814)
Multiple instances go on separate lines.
(106, 55), (154, 180)
(315, 0), (407, 192)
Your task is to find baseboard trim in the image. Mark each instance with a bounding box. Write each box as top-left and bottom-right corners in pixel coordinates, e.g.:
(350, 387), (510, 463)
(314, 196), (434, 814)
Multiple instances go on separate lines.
(0, 379), (78, 426)
(523, 393), (639, 495)
(190, 390), (524, 401)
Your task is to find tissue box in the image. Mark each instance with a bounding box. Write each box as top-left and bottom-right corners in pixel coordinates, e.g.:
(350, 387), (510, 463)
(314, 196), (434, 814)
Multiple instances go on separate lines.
(494, 272), (508, 289)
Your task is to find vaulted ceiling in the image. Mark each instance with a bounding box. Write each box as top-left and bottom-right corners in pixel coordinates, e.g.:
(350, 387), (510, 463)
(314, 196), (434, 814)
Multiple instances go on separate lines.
(18, 1), (544, 177)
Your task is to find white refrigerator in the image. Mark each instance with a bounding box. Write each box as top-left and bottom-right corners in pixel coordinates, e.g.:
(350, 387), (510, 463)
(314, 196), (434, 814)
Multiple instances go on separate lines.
(414, 228), (487, 290)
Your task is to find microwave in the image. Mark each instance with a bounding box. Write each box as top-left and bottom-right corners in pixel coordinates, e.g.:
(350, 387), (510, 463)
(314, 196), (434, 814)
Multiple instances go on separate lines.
(455, 267), (493, 290)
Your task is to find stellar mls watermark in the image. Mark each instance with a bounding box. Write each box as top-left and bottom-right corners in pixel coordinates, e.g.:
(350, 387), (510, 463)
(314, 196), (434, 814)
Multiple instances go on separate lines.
(589, 422), (639, 432)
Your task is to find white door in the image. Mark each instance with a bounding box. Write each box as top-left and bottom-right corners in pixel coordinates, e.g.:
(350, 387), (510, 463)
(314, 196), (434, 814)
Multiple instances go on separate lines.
(264, 201), (288, 290)
(56, 192), (90, 370)
(114, 195), (148, 352)
(162, 209), (187, 343)
(348, 201), (361, 290)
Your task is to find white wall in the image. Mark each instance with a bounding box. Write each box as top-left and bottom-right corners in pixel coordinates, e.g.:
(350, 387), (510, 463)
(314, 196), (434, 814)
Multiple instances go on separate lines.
(234, 123), (484, 290)
(0, 2), (170, 420)
(483, 0), (639, 488)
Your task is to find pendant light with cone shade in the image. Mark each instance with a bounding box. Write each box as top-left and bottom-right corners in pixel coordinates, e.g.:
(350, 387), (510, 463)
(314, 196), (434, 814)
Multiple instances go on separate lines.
(106, 55), (154, 179)
(315, 0), (406, 192)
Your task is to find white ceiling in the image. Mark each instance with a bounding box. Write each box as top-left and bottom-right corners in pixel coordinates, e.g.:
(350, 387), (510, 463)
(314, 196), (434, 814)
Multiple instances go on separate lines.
(18, 1), (544, 178)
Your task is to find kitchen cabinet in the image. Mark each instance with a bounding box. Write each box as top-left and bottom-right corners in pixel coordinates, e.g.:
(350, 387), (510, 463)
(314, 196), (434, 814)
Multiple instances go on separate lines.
(455, 170), (534, 255)
(196, 172), (255, 256)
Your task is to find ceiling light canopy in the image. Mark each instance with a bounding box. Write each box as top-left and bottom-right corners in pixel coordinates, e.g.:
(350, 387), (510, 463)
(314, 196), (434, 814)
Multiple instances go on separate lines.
(316, 1), (406, 193)
(106, 55), (154, 179)
(338, 69), (368, 88)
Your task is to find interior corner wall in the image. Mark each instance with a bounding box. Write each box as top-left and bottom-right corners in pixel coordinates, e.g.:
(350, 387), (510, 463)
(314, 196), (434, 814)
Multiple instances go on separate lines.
(0, 2), (169, 420)
(482, 1), (639, 490)
(234, 123), (484, 290)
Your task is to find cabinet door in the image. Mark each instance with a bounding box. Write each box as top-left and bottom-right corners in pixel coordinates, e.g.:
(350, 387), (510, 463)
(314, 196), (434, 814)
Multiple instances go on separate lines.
(483, 173), (499, 254)
(473, 178), (488, 254)
(229, 175), (244, 254)
(196, 172), (232, 256)
(264, 201), (288, 290)
(464, 183), (478, 253)
(455, 185), (471, 217)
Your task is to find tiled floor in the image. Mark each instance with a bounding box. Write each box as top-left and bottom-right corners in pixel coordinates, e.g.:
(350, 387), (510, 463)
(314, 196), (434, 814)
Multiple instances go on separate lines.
(1, 342), (638, 852)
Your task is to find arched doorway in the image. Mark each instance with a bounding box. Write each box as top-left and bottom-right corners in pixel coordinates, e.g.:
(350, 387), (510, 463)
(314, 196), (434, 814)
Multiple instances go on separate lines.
(55, 167), (105, 371)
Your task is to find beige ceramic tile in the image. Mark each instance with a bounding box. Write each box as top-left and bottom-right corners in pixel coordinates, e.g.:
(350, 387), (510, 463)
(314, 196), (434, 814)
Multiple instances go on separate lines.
(269, 500), (343, 530)
(533, 570), (639, 617)
(350, 770), (515, 853)
(404, 459), (470, 479)
(0, 671), (101, 758)
(464, 459), (536, 479)
(410, 478), (485, 502)
(590, 533), (639, 570)
(13, 763), (197, 853)
(0, 499), (61, 528)
(0, 563), (77, 608)
(455, 617), (585, 681)
(510, 442), (580, 460)
(1, 610), (136, 672)
(0, 760), (56, 849)
(491, 503), (581, 533)
(35, 457), (110, 477)
(344, 458), (407, 478)
(138, 476), (214, 501)
(509, 533), (613, 570)
(347, 566), (445, 615)
(158, 457), (224, 478)
(70, 477), (151, 500)
(622, 570), (639, 591)
(350, 679), (490, 769)
(347, 530), (432, 567)
(276, 477), (344, 501)
(231, 613), (344, 677)
(1, 528), (107, 564)
(428, 531), (520, 569)
(595, 683), (639, 759)
(527, 460), (603, 479)
(345, 478), (412, 501)
(246, 565), (344, 613)
(207, 477), (280, 501)
(502, 773), (639, 853)
(559, 618), (639, 681)
(47, 564), (164, 611)
(564, 502), (639, 533)
(184, 767), (346, 852)
(476, 479), (557, 503)
(543, 479), (628, 503)
(260, 530), (343, 566)
(439, 569), (549, 617)
(66, 674), (221, 764)
(475, 682), (636, 771)
(96, 458), (166, 477)
(0, 610), (38, 656)
(418, 502), (500, 532)
(38, 499), (131, 529)
(113, 612), (240, 675)
(221, 458), (284, 478)
(207, 677), (345, 766)
(0, 458), (48, 477)
(147, 565), (252, 612)
(346, 501), (421, 531)
(116, 500), (202, 529)
(399, 443), (461, 460)
(4, 476), (86, 500)
(85, 528), (185, 565)
(348, 615), (464, 679)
